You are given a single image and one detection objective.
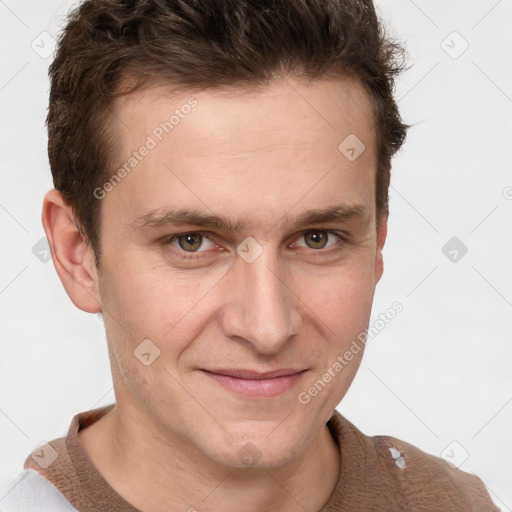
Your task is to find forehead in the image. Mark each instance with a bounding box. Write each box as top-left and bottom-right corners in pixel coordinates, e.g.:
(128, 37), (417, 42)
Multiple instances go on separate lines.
(111, 76), (375, 151)
(103, 76), (377, 227)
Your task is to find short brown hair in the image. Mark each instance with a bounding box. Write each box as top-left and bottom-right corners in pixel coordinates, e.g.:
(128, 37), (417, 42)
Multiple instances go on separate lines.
(48, 0), (408, 267)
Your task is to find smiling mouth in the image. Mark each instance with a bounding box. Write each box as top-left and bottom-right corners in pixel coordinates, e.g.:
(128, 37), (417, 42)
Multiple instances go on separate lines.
(200, 368), (308, 398)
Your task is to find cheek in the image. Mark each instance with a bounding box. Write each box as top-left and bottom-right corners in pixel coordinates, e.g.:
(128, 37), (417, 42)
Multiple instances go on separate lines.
(98, 257), (225, 356)
(295, 268), (374, 410)
(301, 258), (376, 336)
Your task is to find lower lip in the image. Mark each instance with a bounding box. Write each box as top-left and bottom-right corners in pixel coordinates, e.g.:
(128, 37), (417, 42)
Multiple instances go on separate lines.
(202, 370), (307, 398)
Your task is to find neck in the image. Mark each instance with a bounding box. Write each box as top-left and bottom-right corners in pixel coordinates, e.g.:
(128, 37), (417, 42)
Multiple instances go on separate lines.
(78, 403), (341, 512)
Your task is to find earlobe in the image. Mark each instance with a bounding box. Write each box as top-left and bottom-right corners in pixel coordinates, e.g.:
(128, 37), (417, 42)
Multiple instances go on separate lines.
(42, 189), (102, 313)
(374, 214), (388, 284)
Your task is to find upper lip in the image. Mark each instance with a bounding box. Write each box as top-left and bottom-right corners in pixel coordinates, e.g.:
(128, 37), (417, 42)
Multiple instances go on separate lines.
(202, 368), (306, 380)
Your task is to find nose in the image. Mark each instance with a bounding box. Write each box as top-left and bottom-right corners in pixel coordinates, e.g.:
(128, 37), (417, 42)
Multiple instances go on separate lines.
(219, 248), (302, 355)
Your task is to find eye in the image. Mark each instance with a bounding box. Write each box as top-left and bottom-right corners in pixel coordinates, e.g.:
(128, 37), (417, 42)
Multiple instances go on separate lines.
(295, 230), (342, 250)
(170, 232), (215, 252)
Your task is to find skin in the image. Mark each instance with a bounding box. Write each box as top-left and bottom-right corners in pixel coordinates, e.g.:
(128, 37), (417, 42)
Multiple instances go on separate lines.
(42, 76), (387, 512)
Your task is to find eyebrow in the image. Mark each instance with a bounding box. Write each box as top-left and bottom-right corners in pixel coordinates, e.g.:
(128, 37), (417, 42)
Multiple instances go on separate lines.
(130, 204), (370, 232)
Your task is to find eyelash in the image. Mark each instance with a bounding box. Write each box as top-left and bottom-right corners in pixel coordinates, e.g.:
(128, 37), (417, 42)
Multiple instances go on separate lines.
(159, 230), (348, 261)
(159, 231), (216, 261)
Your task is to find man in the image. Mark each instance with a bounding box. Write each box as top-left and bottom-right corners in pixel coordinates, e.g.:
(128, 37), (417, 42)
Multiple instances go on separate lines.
(1, 0), (498, 510)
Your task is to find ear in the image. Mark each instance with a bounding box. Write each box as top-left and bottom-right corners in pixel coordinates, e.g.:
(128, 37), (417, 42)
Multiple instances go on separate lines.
(42, 189), (102, 313)
(374, 212), (388, 284)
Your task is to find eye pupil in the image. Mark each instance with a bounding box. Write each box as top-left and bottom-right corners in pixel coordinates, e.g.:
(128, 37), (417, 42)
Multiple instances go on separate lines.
(305, 230), (328, 249)
(178, 233), (202, 251)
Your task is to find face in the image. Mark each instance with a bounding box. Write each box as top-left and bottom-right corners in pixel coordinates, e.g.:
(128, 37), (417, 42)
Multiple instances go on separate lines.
(93, 76), (385, 468)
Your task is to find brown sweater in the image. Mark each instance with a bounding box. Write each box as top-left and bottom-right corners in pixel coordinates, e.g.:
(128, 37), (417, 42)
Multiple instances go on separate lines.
(22, 404), (498, 511)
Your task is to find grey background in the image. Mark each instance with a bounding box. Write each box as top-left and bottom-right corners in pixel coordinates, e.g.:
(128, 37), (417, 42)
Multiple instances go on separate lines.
(1, 0), (511, 507)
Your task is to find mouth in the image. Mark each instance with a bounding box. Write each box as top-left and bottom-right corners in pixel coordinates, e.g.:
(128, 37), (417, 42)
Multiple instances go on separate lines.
(200, 368), (308, 398)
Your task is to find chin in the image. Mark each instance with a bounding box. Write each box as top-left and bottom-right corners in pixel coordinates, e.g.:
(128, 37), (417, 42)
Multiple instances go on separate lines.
(204, 424), (308, 469)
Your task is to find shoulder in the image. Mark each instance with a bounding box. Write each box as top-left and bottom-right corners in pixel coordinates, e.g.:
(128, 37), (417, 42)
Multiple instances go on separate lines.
(0, 468), (77, 512)
(370, 433), (499, 510)
(328, 411), (499, 510)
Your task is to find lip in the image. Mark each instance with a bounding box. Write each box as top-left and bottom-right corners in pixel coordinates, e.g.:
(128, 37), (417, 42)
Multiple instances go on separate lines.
(201, 368), (308, 398)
